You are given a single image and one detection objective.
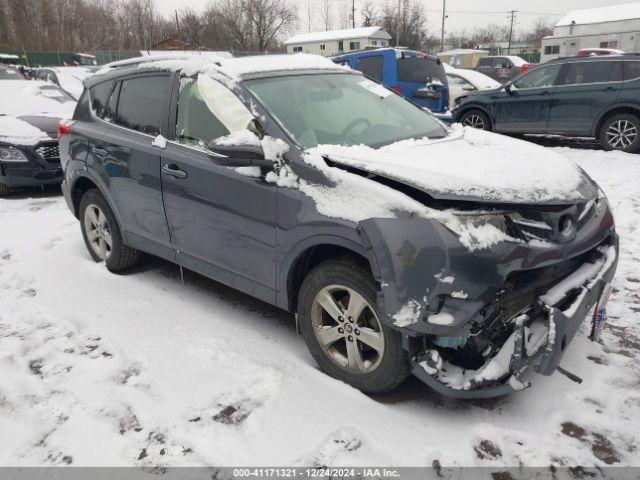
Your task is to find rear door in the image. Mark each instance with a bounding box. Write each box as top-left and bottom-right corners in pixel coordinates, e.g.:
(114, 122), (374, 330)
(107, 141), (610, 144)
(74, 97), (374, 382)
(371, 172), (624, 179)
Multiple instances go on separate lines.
(85, 73), (172, 252)
(396, 54), (448, 112)
(491, 63), (562, 133)
(547, 60), (623, 136)
(160, 74), (277, 302)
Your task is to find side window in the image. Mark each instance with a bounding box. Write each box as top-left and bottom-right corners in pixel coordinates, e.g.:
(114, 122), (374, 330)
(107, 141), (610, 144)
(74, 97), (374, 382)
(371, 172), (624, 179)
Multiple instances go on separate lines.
(495, 58), (511, 69)
(176, 74), (254, 148)
(477, 58), (493, 68)
(114, 75), (170, 135)
(448, 74), (475, 91)
(89, 80), (114, 119)
(356, 56), (383, 81)
(623, 61), (640, 81)
(561, 61), (614, 85)
(513, 64), (562, 89)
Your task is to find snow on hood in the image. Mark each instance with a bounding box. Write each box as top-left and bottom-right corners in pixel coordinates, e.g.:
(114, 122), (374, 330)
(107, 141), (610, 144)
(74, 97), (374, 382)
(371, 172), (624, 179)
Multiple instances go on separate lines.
(309, 126), (596, 205)
(0, 116), (54, 145)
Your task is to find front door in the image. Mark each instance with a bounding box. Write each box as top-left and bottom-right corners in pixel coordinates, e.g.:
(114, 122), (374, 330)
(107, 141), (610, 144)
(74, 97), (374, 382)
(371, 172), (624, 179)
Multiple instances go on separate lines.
(492, 63), (562, 133)
(160, 74), (277, 302)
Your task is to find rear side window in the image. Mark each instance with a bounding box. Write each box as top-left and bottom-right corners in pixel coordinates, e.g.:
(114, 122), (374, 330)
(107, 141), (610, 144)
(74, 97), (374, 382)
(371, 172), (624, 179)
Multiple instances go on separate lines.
(397, 57), (446, 85)
(356, 56), (383, 81)
(477, 58), (494, 67)
(623, 61), (640, 81)
(561, 61), (617, 85)
(90, 81), (114, 119)
(114, 75), (170, 135)
(495, 58), (511, 68)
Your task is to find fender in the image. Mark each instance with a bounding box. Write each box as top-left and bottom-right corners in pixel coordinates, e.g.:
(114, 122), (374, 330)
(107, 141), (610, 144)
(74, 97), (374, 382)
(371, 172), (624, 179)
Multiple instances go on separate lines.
(67, 166), (126, 233)
(276, 234), (370, 311)
(454, 102), (495, 126)
(591, 103), (640, 137)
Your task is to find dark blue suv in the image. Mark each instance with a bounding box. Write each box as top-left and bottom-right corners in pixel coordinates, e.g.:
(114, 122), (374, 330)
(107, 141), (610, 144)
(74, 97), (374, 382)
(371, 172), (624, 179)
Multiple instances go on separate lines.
(332, 48), (450, 118)
(453, 55), (640, 153)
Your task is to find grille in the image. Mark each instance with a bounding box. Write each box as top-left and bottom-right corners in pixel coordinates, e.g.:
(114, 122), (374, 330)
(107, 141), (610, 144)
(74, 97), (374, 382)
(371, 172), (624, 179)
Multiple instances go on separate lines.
(35, 142), (60, 163)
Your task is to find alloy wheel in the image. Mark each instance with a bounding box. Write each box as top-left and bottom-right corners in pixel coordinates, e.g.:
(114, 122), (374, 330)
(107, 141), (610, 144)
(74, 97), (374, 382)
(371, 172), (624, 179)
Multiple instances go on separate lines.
(606, 119), (638, 150)
(463, 114), (485, 129)
(310, 284), (385, 374)
(83, 204), (112, 260)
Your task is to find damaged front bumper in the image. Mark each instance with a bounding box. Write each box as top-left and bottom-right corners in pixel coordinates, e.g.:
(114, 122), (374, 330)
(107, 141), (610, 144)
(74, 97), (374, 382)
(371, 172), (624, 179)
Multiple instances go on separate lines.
(410, 242), (618, 399)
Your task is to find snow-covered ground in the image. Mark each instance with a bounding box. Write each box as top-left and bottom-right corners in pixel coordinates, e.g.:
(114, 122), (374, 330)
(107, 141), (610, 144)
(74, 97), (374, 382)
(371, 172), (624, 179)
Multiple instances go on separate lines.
(0, 143), (639, 468)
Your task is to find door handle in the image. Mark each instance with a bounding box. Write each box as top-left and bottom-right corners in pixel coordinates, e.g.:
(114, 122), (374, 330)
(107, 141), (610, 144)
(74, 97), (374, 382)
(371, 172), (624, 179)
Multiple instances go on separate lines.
(162, 163), (188, 179)
(603, 86), (615, 92)
(91, 146), (108, 157)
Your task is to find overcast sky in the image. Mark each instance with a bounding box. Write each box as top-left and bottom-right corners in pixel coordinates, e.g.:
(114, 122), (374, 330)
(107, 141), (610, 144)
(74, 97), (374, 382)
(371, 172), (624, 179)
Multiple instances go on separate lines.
(153, 0), (631, 36)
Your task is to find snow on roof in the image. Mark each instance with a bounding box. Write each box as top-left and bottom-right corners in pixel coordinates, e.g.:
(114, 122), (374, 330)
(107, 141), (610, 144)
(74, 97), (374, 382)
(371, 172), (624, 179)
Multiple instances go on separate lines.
(0, 53), (19, 59)
(140, 50), (233, 59)
(0, 80), (76, 117)
(438, 49), (489, 56)
(285, 27), (391, 45)
(502, 55), (528, 66)
(99, 53), (348, 79)
(556, 2), (640, 26)
(444, 65), (501, 90)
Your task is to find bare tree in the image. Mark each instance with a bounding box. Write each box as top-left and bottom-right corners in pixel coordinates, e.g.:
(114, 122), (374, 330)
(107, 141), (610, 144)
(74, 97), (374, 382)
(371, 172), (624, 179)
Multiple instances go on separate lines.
(337, 0), (350, 29)
(379, 0), (428, 50)
(360, 0), (378, 28)
(319, 0), (332, 31)
(304, 0), (314, 32)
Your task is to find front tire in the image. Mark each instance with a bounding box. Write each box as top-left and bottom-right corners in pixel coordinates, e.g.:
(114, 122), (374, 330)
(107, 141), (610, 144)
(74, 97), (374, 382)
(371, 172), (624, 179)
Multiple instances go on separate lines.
(79, 189), (139, 272)
(297, 257), (410, 394)
(460, 109), (491, 131)
(599, 114), (640, 153)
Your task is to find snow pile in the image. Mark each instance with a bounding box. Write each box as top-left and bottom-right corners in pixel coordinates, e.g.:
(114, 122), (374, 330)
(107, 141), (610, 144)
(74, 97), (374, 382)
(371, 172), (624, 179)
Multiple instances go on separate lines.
(310, 125), (591, 204)
(151, 135), (167, 149)
(392, 299), (422, 327)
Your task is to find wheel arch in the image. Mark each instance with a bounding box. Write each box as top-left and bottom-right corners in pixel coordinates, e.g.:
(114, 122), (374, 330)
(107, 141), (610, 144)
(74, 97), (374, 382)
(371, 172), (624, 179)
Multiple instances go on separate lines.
(592, 104), (640, 138)
(68, 172), (123, 227)
(278, 236), (375, 313)
(456, 104), (494, 129)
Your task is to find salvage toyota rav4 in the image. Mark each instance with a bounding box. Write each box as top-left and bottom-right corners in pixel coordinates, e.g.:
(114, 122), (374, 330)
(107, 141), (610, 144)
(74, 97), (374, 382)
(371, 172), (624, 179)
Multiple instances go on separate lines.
(59, 54), (618, 398)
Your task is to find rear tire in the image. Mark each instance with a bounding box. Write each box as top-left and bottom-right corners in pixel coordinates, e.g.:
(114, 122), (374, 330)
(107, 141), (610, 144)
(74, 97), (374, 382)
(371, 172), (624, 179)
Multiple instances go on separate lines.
(297, 256), (410, 394)
(599, 113), (640, 153)
(79, 189), (139, 272)
(0, 183), (10, 197)
(460, 109), (492, 131)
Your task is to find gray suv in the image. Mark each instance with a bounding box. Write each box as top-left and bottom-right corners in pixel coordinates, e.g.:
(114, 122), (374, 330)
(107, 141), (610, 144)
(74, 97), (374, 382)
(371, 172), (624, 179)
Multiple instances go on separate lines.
(60, 55), (618, 398)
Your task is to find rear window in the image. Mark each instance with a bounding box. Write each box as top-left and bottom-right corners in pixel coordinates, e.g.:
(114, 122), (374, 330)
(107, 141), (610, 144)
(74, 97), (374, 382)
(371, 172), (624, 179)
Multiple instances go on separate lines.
(397, 57), (446, 85)
(356, 56), (383, 81)
(624, 61), (640, 81)
(561, 61), (620, 85)
(114, 75), (170, 135)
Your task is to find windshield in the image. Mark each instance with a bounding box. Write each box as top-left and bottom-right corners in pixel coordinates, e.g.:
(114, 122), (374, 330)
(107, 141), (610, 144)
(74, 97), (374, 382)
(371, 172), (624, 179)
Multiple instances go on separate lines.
(245, 73), (447, 149)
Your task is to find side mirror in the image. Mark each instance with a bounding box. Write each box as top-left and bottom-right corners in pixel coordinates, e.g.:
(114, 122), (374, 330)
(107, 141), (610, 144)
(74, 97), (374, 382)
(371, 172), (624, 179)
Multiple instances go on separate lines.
(207, 140), (275, 168)
(462, 85), (476, 92)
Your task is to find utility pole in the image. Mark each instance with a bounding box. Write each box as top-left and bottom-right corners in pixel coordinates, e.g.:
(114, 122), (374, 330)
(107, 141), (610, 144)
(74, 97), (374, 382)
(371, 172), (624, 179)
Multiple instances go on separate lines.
(507, 10), (517, 54)
(352, 0), (356, 28)
(175, 10), (181, 43)
(440, 0), (446, 52)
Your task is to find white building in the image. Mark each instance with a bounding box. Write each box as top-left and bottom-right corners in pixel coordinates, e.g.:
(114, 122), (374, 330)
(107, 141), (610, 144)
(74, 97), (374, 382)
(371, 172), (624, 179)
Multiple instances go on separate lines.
(541, 2), (640, 62)
(284, 27), (392, 57)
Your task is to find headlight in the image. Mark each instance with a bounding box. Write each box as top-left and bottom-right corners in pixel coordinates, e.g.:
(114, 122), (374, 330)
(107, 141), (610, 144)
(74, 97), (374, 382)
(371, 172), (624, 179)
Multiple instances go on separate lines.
(0, 147), (29, 163)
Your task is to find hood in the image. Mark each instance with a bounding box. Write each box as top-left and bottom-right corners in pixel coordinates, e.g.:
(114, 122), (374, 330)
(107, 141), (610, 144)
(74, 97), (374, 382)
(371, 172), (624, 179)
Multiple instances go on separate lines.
(309, 126), (597, 206)
(0, 114), (62, 145)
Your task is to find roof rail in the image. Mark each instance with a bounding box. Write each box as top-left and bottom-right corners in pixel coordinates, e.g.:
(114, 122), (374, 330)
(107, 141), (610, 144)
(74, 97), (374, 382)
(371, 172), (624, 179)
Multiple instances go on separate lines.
(98, 53), (231, 71)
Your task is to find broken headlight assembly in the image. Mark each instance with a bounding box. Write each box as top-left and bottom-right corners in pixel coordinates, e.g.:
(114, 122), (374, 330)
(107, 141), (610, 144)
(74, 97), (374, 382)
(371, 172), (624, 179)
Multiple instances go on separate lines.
(0, 146), (29, 163)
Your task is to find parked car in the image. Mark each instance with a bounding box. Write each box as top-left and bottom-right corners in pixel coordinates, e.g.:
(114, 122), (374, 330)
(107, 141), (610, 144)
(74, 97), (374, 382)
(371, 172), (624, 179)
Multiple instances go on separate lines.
(443, 63), (500, 105)
(331, 48), (450, 118)
(475, 55), (533, 83)
(0, 53), (20, 66)
(33, 67), (94, 99)
(577, 48), (624, 57)
(453, 55), (640, 153)
(0, 80), (76, 195)
(0, 65), (26, 80)
(59, 54), (617, 399)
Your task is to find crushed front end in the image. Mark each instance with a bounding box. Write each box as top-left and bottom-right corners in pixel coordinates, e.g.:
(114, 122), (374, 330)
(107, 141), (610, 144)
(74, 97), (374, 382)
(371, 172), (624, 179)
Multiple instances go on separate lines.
(360, 192), (618, 398)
